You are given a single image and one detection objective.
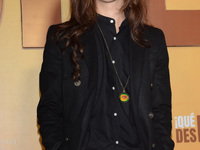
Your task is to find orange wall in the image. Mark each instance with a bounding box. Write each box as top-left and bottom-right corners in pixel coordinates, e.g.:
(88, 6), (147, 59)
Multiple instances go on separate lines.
(166, 0), (200, 10)
(169, 47), (200, 149)
(166, 1), (200, 149)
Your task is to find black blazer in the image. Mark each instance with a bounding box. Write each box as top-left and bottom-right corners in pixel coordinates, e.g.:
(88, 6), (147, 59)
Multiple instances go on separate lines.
(37, 25), (174, 150)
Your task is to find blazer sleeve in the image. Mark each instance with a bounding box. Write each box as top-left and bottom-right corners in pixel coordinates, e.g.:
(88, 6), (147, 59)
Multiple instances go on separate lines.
(37, 25), (67, 150)
(151, 30), (175, 150)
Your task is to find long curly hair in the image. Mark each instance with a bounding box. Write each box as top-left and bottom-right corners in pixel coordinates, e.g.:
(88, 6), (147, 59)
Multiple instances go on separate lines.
(56, 0), (148, 82)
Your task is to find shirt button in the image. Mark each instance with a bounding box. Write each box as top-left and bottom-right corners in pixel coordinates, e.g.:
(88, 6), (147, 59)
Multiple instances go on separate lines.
(114, 113), (117, 116)
(110, 20), (114, 23)
(152, 143), (156, 149)
(112, 86), (115, 90)
(148, 112), (154, 119)
(115, 141), (119, 144)
(112, 60), (115, 64)
(151, 83), (154, 88)
(113, 37), (117, 40)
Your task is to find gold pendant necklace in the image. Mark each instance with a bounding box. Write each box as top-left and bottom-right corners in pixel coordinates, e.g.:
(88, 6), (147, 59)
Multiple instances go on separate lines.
(97, 23), (130, 103)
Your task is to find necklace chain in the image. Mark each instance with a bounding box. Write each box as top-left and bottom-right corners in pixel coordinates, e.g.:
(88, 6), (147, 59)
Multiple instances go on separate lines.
(97, 23), (130, 93)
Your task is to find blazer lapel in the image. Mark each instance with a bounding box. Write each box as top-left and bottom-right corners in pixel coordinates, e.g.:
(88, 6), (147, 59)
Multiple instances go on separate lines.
(129, 40), (146, 119)
(77, 27), (99, 150)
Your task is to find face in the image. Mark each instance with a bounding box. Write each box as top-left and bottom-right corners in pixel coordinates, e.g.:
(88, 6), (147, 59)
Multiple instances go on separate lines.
(95, 0), (126, 14)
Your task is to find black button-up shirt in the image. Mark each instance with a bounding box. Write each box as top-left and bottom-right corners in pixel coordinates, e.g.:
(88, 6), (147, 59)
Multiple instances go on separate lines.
(85, 15), (140, 150)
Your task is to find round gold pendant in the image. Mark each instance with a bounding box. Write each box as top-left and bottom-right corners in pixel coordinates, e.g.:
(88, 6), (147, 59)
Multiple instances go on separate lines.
(119, 93), (129, 102)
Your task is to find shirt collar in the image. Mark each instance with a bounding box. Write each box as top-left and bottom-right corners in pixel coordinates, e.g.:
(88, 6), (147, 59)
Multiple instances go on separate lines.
(97, 14), (129, 31)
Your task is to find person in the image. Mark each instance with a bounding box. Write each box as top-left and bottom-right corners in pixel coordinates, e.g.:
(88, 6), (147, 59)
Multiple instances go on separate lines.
(37, 0), (175, 150)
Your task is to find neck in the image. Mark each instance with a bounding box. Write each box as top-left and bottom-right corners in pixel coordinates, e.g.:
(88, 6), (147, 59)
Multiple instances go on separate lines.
(96, 0), (125, 33)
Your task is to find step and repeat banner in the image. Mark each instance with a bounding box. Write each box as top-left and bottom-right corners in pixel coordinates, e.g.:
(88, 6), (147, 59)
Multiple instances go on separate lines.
(0, 0), (200, 149)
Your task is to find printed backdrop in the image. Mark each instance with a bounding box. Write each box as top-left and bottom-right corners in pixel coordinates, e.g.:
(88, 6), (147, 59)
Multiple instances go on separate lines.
(0, 0), (200, 150)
